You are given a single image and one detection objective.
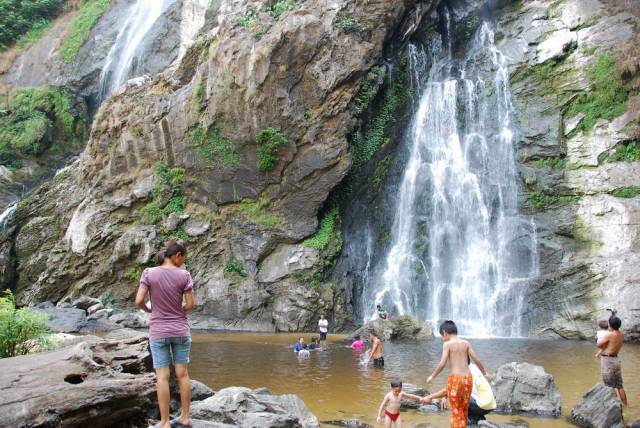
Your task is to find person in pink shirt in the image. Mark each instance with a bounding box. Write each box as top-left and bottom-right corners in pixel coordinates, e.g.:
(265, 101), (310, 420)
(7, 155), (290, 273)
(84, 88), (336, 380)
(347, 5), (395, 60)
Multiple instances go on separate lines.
(135, 239), (195, 428)
(351, 334), (365, 350)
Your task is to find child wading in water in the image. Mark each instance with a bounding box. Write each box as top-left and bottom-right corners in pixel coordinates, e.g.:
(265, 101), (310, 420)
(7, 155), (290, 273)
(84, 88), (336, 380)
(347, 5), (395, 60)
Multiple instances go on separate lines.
(135, 239), (195, 428)
(376, 380), (424, 427)
(426, 320), (489, 428)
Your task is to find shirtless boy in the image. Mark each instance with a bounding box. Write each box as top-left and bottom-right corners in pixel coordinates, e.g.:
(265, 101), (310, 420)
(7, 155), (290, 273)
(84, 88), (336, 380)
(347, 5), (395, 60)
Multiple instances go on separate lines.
(597, 313), (627, 406)
(426, 320), (489, 428)
(376, 380), (423, 427)
(368, 331), (384, 367)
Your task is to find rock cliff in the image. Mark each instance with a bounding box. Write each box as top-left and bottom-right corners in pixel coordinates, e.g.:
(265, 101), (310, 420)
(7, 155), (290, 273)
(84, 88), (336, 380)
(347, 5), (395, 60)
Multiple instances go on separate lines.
(1, 0), (639, 339)
(0, 0), (422, 332)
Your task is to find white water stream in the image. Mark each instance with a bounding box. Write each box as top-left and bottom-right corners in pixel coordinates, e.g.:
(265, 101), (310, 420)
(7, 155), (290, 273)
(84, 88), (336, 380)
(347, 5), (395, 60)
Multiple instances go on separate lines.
(366, 23), (538, 337)
(98, 0), (176, 100)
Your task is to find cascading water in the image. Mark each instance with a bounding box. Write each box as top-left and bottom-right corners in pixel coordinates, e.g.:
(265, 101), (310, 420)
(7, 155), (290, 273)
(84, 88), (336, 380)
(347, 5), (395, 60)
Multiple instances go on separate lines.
(365, 22), (538, 337)
(98, 0), (176, 100)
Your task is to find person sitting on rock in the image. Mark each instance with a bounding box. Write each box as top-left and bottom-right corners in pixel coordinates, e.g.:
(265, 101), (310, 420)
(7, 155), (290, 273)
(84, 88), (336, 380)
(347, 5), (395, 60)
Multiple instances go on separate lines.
(294, 336), (305, 353)
(377, 304), (389, 320)
(597, 312), (627, 406)
(135, 239), (195, 428)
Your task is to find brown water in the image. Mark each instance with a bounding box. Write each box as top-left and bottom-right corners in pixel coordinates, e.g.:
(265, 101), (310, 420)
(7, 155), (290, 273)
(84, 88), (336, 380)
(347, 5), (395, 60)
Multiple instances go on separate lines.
(189, 332), (640, 427)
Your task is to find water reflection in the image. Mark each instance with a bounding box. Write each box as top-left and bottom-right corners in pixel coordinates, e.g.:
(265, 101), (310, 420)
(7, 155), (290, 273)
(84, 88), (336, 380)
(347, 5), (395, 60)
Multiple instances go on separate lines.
(189, 333), (640, 427)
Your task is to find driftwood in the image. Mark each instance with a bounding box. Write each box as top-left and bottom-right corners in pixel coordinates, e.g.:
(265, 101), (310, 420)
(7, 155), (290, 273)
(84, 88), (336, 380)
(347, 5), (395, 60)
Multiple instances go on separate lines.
(0, 332), (155, 427)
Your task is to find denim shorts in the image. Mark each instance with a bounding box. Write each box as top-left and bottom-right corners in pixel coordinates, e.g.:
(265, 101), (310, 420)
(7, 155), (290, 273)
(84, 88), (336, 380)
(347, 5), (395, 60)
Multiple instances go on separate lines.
(149, 336), (191, 369)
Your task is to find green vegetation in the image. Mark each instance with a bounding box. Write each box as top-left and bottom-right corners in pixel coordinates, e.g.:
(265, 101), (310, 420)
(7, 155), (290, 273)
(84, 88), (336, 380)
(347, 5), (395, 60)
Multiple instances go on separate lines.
(610, 186), (640, 198)
(0, 290), (50, 358)
(236, 197), (283, 228)
(16, 18), (53, 48)
(303, 208), (339, 251)
(530, 156), (567, 169)
(602, 141), (640, 163)
(236, 10), (257, 29)
(528, 192), (580, 211)
(372, 155), (392, 191)
(566, 53), (628, 133)
(137, 162), (186, 225)
(224, 259), (247, 284)
(191, 75), (205, 112)
(271, 0), (294, 19)
(0, 0), (64, 50)
(334, 10), (369, 38)
(256, 128), (288, 171)
(352, 66), (385, 116)
(454, 15), (480, 42)
(191, 123), (239, 169)
(0, 86), (84, 169)
(350, 65), (411, 169)
(59, 0), (111, 63)
(310, 272), (321, 288)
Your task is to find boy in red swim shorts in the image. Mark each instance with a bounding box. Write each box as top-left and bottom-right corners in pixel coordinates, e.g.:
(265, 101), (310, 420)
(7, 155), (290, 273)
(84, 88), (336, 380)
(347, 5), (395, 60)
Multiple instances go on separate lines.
(376, 380), (424, 427)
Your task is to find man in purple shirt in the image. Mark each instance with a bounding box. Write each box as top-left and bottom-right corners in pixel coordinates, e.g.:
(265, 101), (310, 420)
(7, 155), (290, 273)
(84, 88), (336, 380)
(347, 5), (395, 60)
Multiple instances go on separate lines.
(136, 239), (195, 428)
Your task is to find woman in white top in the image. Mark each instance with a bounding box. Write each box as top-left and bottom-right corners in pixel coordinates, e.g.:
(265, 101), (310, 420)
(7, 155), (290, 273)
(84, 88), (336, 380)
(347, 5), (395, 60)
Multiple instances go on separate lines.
(318, 314), (329, 341)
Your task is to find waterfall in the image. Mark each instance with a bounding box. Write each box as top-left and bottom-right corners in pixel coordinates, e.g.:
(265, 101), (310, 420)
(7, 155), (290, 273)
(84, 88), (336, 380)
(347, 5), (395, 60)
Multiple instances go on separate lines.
(0, 204), (16, 231)
(365, 23), (538, 337)
(98, 0), (176, 100)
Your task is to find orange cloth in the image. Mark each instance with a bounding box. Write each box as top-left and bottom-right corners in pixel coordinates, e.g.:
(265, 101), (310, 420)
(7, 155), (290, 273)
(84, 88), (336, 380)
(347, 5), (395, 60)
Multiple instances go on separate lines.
(447, 374), (473, 428)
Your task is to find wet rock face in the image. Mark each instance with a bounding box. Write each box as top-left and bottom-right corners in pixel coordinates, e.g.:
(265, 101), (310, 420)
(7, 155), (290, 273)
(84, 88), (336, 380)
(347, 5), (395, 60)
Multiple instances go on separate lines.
(491, 362), (561, 416)
(500, 0), (640, 340)
(351, 316), (433, 341)
(0, 0), (419, 332)
(569, 383), (624, 428)
(190, 386), (320, 428)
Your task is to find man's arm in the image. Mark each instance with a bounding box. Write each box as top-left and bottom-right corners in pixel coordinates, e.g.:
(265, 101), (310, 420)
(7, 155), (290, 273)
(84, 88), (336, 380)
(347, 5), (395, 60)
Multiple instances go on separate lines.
(427, 342), (450, 383)
(468, 343), (488, 376)
(134, 287), (151, 313)
(183, 291), (195, 312)
(376, 394), (389, 422)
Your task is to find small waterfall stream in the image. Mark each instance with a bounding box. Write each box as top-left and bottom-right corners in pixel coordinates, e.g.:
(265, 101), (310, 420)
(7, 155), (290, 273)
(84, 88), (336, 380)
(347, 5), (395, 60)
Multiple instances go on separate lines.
(98, 0), (176, 100)
(364, 23), (538, 337)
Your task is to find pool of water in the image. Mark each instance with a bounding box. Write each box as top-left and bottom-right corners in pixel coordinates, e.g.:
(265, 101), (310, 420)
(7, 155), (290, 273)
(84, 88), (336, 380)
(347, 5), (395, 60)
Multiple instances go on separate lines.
(188, 332), (640, 427)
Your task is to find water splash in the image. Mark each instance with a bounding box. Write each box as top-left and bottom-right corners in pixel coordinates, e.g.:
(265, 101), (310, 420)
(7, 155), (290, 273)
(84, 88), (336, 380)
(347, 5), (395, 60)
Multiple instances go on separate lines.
(98, 0), (176, 100)
(0, 204), (16, 231)
(366, 23), (538, 337)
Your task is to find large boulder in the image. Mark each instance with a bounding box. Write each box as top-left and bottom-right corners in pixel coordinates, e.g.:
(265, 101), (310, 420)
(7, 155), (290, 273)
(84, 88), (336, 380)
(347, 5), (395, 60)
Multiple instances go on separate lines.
(0, 333), (155, 427)
(491, 362), (561, 416)
(569, 384), (624, 428)
(191, 386), (320, 427)
(351, 316), (433, 341)
(71, 295), (102, 311)
(400, 383), (429, 409)
(109, 311), (150, 328)
(34, 307), (87, 333)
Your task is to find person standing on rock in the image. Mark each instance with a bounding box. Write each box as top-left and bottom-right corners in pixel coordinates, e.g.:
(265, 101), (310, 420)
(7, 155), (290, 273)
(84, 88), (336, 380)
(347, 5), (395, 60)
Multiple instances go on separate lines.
(135, 239), (195, 428)
(597, 312), (627, 406)
(318, 314), (329, 341)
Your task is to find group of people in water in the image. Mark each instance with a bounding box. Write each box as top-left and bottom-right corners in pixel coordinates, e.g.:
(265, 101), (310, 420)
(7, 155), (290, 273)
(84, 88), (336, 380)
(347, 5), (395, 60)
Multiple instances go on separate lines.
(134, 239), (629, 428)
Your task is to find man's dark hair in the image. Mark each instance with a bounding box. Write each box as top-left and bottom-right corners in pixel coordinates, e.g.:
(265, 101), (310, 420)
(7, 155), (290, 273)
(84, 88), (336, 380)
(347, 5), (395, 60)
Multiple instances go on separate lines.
(609, 315), (622, 330)
(354, 335), (361, 340)
(390, 380), (402, 388)
(376, 304), (381, 309)
(370, 331), (378, 338)
(439, 320), (458, 335)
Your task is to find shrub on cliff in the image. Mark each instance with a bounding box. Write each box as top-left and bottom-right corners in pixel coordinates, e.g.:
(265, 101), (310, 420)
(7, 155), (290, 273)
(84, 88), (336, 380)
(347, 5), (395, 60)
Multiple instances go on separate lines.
(0, 0), (65, 50)
(0, 291), (50, 358)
